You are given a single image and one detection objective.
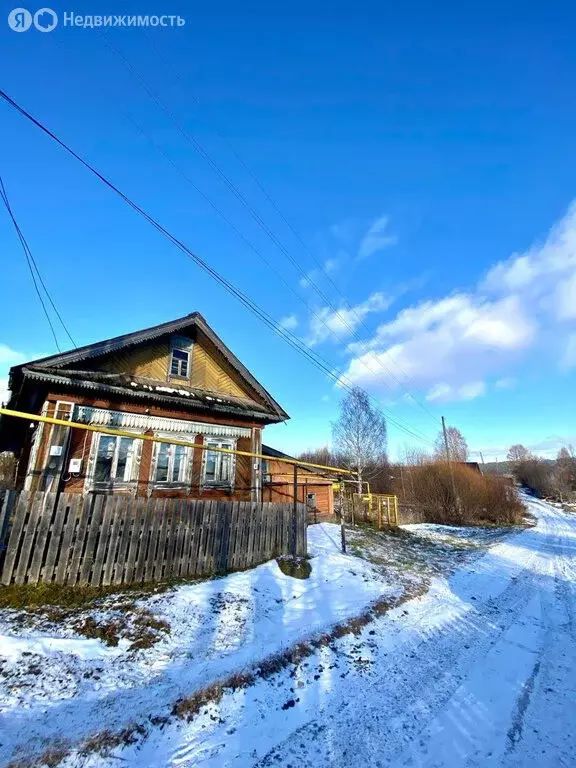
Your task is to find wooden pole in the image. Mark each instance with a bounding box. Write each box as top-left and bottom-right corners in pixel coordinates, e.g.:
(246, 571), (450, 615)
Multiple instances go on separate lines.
(292, 464), (298, 562)
(442, 416), (459, 514)
(339, 479), (346, 553)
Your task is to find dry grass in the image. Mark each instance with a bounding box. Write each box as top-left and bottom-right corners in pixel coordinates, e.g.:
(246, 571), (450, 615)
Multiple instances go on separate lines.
(0, 580), (172, 612)
(172, 589), (424, 723)
(406, 462), (525, 526)
(73, 609), (170, 651)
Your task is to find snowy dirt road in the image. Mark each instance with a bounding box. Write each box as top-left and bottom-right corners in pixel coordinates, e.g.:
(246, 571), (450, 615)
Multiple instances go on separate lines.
(111, 495), (576, 768)
(254, 496), (576, 768)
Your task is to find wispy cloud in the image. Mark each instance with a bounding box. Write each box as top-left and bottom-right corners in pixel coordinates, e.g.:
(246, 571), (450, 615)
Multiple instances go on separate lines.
(357, 215), (398, 260)
(0, 344), (26, 406)
(279, 314), (298, 331)
(495, 377), (516, 389)
(339, 201), (576, 402)
(307, 292), (392, 346)
(426, 381), (486, 403)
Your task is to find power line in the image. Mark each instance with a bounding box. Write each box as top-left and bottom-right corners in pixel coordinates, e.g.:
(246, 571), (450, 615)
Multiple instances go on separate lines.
(94, 30), (441, 426)
(0, 89), (436, 448)
(0, 174), (71, 351)
(140, 30), (440, 422)
(48, 36), (436, 446)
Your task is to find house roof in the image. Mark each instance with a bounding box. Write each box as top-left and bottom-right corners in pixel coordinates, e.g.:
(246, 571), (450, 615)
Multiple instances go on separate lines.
(457, 461), (483, 474)
(262, 444), (337, 479)
(8, 312), (289, 423)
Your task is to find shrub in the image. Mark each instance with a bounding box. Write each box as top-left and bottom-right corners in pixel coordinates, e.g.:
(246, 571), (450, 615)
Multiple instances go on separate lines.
(407, 461), (524, 526)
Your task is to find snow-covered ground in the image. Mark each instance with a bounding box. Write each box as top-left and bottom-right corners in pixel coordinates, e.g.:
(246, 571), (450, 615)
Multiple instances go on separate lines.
(2, 497), (575, 767)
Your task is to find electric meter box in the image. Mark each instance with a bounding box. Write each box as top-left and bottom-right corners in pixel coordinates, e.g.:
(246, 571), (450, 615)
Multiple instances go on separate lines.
(68, 458), (82, 474)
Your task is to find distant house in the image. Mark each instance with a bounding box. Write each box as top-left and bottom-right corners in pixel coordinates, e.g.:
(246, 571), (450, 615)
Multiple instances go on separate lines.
(0, 313), (288, 501)
(261, 444), (336, 516)
(458, 461), (483, 475)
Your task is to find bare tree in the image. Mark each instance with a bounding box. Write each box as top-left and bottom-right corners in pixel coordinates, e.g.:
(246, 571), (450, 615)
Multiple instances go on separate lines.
(0, 451), (17, 489)
(332, 387), (387, 494)
(298, 446), (334, 467)
(556, 446), (576, 500)
(434, 425), (469, 462)
(507, 444), (531, 463)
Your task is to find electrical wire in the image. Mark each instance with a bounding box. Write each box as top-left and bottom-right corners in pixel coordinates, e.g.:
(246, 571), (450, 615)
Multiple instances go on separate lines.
(0, 174), (76, 348)
(0, 88), (436, 448)
(95, 30), (441, 426)
(46, 37), (434, 445)
(0, 175), (62, 350)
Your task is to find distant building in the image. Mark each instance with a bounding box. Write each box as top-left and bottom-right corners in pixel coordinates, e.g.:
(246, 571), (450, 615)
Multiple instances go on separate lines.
(458, 461), (482, 474)
(261, 444), (335, 516)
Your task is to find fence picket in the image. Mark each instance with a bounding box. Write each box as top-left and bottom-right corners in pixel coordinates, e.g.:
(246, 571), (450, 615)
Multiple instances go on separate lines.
(91, 496), (116, 587)
(79, 495), (105, 586)
(69, 496), (94, 586)
(114, 497), (135, 585)
(13, 492), (45, 585)
(134, 499), (154, 583)
(27, 493), (58, 585)
(124, 497), (146, 584)
(102, 497), (125, 587)
(145, 498), (165, 582)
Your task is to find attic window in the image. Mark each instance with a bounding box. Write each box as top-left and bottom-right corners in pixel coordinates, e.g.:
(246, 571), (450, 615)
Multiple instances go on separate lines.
(170, 348), (189, 378)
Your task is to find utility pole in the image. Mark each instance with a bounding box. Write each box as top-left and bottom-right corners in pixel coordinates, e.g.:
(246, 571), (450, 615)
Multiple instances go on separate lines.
(338, 478), (346, 553)
(442, 416), (459, 513)
(479, 451), (485, 466)
(292, 464), (298, 562)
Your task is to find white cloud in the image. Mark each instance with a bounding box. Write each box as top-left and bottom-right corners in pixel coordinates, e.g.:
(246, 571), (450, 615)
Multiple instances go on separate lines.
(483, 201), (576, 321)
(0, 344), (25, 366)
(340, 201), (576, 401)
(426, 381), (486, 403)
(279, 314), (298, 331)
(0, 345), (25, 406)
(343, 293), (534, 396)
(307, 292), (392, 346)
(357, 215), (398, 260)
(495, 377), (516, 389)
(324, 258), (338, 274)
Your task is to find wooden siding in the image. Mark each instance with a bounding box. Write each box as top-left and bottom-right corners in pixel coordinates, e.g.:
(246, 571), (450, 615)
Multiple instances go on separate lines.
(264, 459), (334, 515)
(92, 336), (252, 400)
(0, 491), (307, 587)
(97, 341), (170, 381)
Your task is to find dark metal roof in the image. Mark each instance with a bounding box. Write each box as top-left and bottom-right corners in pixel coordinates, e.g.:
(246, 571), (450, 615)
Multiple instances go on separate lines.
(262, 444), (337, 479)
(9, 312), (288, 422)
(17, 367), (282, 422)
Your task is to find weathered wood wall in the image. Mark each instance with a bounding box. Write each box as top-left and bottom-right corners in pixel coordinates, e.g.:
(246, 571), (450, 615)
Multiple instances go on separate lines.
(0, 491), (307, 587)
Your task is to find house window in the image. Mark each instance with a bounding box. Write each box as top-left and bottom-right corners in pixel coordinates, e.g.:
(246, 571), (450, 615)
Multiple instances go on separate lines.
(203, 440), (234, 486)
(154, 443), (189, 484)
(93, 435), (137, 485)
(170, 348), (189, 377)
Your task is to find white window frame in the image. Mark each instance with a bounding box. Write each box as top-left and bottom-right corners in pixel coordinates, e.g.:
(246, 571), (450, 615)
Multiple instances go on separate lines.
(150, 435), (193, 488)
(84, 431), (142, 492)
(201, 438), (237, 489)
(169, 348), (190, 378)
(169, 335), (193, 379)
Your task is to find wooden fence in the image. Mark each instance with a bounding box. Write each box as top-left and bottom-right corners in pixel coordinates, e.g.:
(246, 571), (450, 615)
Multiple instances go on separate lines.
(0, 491), (307, 587)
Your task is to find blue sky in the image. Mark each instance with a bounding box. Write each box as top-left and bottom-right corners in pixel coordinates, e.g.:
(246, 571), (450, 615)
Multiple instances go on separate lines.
(1, 1), (575, 461)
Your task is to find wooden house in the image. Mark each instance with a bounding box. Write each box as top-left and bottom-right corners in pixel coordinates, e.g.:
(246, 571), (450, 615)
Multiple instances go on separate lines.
(261, 444), (335, 516)
(0, 313), (288, 501)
